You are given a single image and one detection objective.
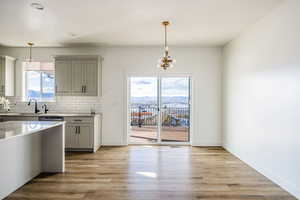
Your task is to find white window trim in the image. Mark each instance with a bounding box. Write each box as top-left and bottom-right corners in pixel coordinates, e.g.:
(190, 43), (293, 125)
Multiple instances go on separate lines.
(125, 73), (193, 146)
(23, 70), (56, 102)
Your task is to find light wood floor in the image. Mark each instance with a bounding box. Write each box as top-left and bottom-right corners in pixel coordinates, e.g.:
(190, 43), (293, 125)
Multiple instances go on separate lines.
(131, 126), (189, 142)
(6, 146), (296, 200)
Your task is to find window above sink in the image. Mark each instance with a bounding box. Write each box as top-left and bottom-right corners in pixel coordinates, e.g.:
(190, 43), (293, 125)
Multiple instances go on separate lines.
(22, 62), (55, 102)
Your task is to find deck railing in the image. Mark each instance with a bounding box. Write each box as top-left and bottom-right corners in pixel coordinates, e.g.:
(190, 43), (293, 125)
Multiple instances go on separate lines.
(130, 105), (189, 127)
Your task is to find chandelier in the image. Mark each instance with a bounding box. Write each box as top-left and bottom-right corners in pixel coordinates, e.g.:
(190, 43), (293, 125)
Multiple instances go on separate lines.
(157, 21), (175, 70)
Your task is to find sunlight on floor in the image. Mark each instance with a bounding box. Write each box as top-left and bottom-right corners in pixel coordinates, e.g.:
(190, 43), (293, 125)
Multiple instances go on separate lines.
(136, 171), (157, 178)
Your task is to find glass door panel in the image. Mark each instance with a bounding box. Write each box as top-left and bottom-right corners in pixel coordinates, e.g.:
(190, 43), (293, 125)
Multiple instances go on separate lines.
(160, 77), (190, 143)
(129, 77), (158, 144)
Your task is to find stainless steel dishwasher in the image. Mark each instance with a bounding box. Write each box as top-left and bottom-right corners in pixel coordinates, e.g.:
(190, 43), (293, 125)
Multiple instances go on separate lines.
(38, 116), (64, 121)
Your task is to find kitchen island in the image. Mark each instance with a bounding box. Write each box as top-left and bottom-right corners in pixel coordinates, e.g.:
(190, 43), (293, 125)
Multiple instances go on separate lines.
(0, 113), (102, 152)
(0, 121), (65, 199)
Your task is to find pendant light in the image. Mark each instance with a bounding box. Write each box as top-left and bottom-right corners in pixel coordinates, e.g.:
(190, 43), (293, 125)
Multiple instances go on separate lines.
(157, 21), (175, 70)
(24, 42), (36, 70)
(27, 42), (34, 62)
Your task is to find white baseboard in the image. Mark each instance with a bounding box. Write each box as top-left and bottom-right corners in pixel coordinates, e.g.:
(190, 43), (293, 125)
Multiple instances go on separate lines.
(101, 143), (126, 146)
(102, 142), (222, 147)
(223, 145), (300, 199)
(192, 142), (222, 146)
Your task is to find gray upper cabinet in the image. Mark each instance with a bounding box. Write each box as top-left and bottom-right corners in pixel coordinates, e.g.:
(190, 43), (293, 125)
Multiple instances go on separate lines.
(0, 56), (16, 97)
(55, 56), (100, 96)
(55, 60), (72, 95)
(71, 60), (86, 95)
(84, 60), (98, 96)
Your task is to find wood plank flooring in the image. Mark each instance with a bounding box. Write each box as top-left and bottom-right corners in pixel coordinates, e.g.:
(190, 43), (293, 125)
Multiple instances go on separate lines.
(5, 146), (296, 200)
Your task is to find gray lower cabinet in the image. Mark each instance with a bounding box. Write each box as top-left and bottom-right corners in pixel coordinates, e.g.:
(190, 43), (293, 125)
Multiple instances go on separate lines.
(65, 125), (77, 148)
(65, 123), (93, 149)
(64, 115), (101, 152)
(78, 124), (93, 148)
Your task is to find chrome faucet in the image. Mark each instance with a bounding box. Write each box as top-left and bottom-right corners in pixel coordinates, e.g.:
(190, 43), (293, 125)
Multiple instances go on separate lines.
(28, 99), (40, 114)
(42, 104), (49, 114)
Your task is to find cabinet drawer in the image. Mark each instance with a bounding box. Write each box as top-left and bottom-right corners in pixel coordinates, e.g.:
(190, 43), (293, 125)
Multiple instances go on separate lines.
(65, 117), (93, 123)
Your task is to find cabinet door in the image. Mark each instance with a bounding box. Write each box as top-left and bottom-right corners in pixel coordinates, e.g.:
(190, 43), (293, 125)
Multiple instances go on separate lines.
(0, 57), (5, 95)
(78, 124), (93, 148)
(4, 57), (15, 96)
(55, 60), (72, 95)
(65, 125), (78, 148)
(84, 60), (98, 96)
(71, 60), (85, 95)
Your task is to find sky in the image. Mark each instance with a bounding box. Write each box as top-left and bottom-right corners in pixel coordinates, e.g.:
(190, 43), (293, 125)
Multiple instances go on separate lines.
(130, 77), (189, 97)
(27, 71), (54, 93)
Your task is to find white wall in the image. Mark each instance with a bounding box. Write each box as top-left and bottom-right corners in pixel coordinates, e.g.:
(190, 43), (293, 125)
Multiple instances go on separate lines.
(222, 0), (300, 198)
(0, 46), (222, 146)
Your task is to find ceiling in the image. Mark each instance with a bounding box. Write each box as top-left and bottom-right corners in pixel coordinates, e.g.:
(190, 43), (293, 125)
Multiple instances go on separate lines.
(0, 0), (284, 47)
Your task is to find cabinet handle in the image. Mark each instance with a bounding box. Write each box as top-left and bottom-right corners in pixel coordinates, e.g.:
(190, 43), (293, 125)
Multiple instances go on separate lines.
(78, 126), (80, 134)
(81, 86), (84, 93)
(75, 126), (78, 134)
(74, 119), (82, 122)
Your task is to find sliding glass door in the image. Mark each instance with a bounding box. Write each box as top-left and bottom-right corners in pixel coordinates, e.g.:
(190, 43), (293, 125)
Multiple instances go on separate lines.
(129, 77), (159, 144)
(129, 76), (191, 144)
(160, 77), (190, 143)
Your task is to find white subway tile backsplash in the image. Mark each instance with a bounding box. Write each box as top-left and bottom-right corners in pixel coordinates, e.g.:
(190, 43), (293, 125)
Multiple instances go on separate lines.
(7, 96), (102, 114)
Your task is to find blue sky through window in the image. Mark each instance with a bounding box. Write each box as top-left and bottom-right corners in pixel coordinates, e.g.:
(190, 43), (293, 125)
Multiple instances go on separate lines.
(130, 77), (189, 97)
(26, 71), (55, 100)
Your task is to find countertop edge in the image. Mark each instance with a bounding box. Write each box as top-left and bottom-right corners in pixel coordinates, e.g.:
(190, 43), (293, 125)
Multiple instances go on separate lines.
(0, 113), (101, 117)
(0, 121), (65, 142)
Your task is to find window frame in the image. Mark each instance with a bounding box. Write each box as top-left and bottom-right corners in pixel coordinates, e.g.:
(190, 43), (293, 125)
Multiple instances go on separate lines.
(24, 69), (56, 102)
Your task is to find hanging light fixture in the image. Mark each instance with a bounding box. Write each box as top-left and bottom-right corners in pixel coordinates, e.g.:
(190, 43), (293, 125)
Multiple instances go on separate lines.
(24, 42), (37, 69)
(157, 21), (175, 70)
(27, 42), (34, 62)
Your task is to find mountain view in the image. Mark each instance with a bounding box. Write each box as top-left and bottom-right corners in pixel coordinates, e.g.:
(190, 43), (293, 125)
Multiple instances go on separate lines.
(131, 96), (188, 105)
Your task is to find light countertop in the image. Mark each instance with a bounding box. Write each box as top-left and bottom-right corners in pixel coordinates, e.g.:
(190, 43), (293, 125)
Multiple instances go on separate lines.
(0, 121), (65, 141)
(0, 113), (99, 117)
